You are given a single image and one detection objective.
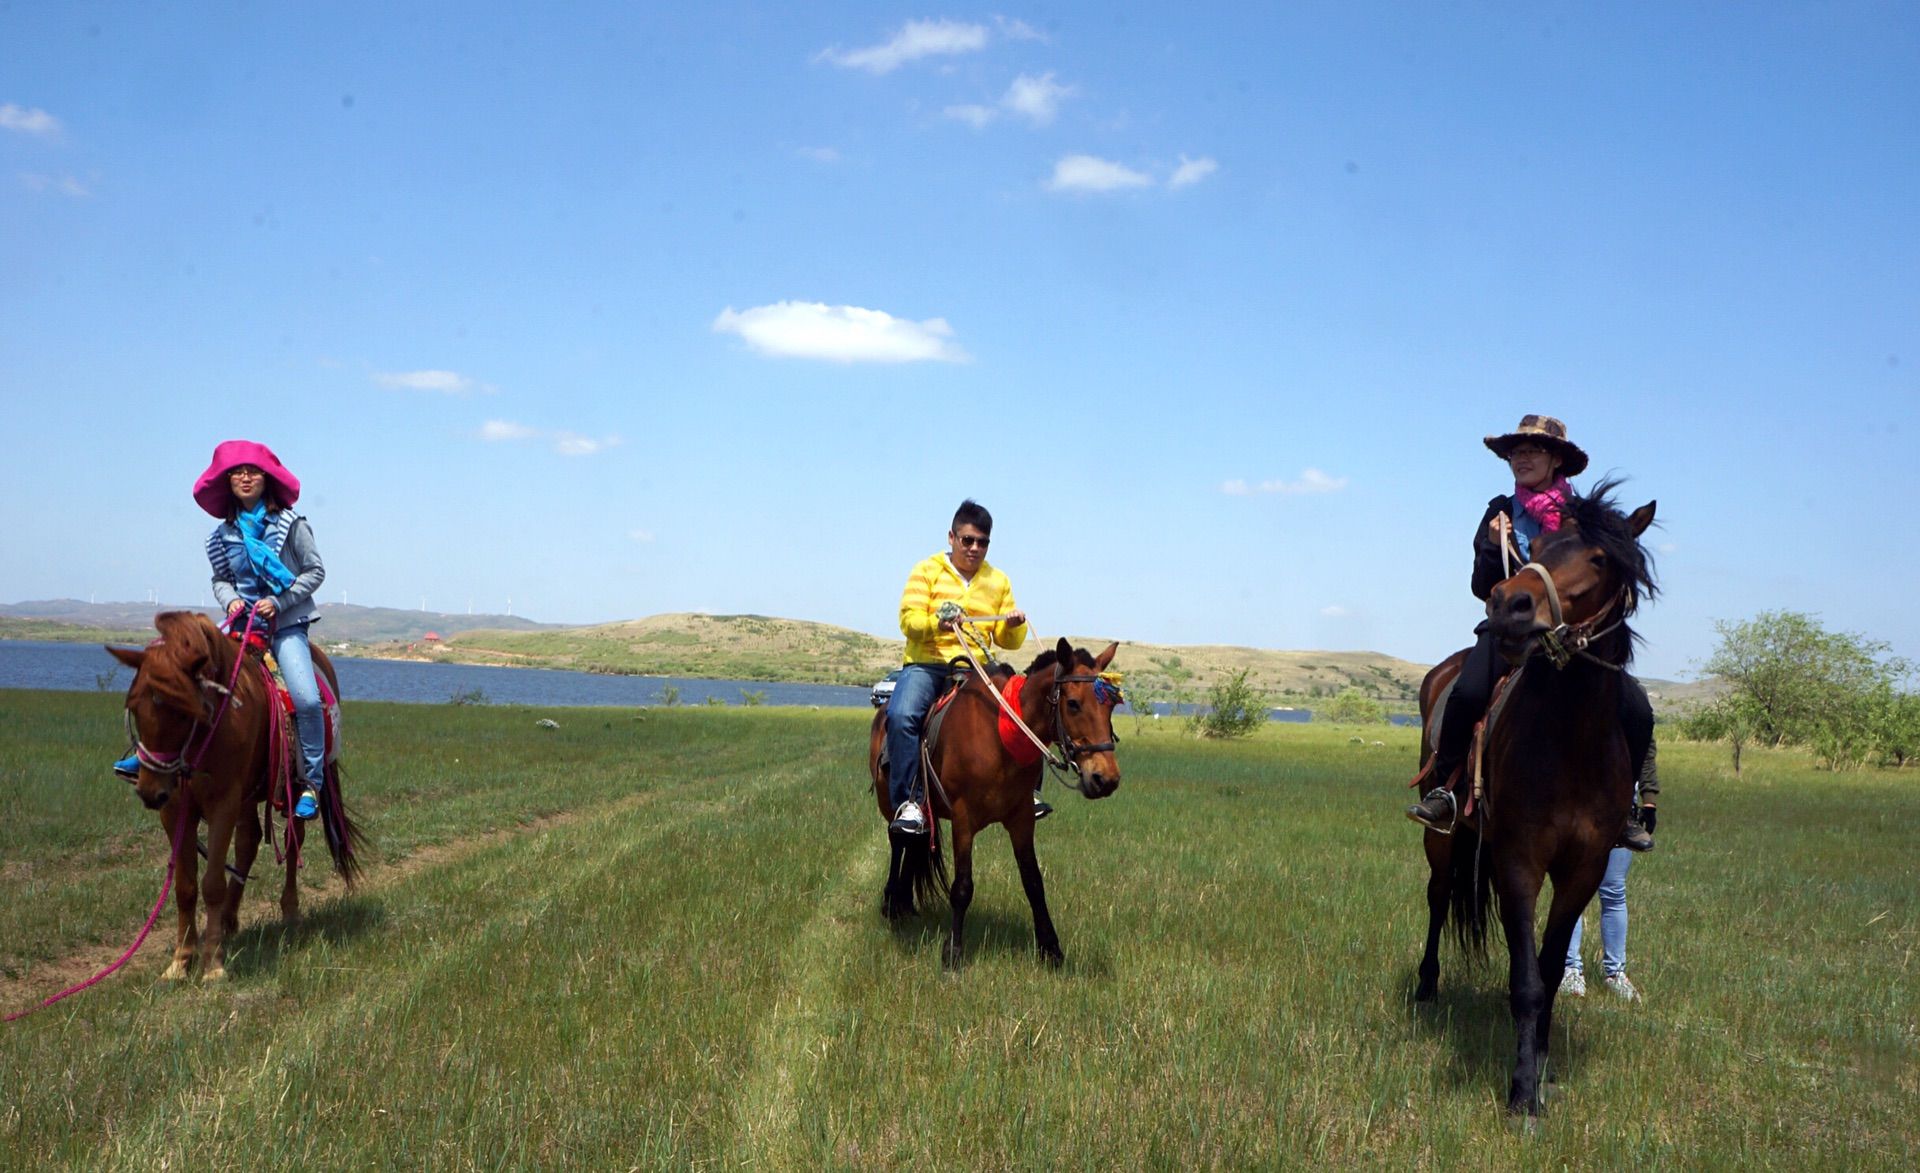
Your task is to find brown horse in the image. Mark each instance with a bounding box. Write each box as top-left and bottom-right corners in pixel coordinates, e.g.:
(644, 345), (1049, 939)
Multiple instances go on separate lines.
(108, 611), (362, 981)
(869, 637), (1122, 968)
(1411, 481), (1656, 1115)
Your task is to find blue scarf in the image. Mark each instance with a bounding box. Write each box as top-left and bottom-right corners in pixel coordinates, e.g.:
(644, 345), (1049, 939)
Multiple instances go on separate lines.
(235, 504), (296, 594)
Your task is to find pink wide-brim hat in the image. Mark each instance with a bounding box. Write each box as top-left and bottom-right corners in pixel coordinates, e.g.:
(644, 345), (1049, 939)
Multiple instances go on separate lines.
(192, 439), (302, 517)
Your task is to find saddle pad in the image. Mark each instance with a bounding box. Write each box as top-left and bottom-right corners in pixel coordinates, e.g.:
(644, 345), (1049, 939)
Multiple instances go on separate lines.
(1427, 677), (1457, 755)
(996, 675), (1045, 766)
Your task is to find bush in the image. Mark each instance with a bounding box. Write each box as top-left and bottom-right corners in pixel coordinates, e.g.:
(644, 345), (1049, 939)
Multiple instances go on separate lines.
(1320, 688), (1386, 725)
(448, 687), (489, 705)
(1193, 669), (1267, 739)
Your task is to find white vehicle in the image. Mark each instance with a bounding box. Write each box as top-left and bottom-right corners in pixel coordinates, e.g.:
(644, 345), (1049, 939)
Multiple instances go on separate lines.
(870, 669), (902, 709)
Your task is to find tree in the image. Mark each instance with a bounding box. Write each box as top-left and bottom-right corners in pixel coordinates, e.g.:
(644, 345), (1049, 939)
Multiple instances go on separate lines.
(1693, 610), (1912, 771)
(1320, 688), (1387, 725)
(1193, 668), (1267, 739)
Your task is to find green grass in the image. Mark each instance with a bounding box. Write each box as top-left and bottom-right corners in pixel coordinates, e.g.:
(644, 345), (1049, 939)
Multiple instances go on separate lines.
(2, 690), (1914, 1168)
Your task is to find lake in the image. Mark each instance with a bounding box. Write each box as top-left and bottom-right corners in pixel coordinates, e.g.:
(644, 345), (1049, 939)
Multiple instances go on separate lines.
(0, 640), (1416, 724)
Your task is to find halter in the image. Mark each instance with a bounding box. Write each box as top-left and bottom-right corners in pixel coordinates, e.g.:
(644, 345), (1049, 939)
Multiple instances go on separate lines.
(1050, 673), (1121, 766)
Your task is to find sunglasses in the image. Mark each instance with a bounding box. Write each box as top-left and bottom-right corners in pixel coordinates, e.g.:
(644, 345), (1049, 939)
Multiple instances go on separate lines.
(955, 535), (990, 549)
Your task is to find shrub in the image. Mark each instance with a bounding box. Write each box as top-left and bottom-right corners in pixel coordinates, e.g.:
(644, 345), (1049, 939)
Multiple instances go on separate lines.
(1193, 669), (1267, 739)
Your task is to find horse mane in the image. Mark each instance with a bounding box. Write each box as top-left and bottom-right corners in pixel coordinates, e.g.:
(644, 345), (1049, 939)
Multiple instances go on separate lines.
(142, 611), (230, 714)
(1024, 646), (1096, 676)
(1568, 477), (1658, 612)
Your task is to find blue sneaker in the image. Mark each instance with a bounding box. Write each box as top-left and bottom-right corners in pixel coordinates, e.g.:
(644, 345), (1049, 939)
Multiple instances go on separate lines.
(113, 755), (139, 781)
(294, 787), (320, 821)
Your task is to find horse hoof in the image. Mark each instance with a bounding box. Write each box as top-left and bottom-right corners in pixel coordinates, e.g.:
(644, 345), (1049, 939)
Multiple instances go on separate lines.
(1039, 947), (1065, 969)
(202, 967), (227, 983)
(161, 960), (190, 981)
(1414, 982), (1437, 1003)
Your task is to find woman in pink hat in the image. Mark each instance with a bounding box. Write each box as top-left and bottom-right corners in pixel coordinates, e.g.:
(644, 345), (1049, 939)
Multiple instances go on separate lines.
(115, 440), (331, 820)
(1405, 415), (1658, 851)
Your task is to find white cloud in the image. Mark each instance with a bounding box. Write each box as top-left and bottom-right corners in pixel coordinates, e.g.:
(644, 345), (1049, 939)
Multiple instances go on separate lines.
(374, 369), (483, 394)
(19, 172), (89, 197)
(479, 419), (538, 442)
(480, 419), (620, 457)
(1221, 469), (1350, 496)
(1169, 154), (1219, 188)
(944, 103), (997, 129)
(818, 19), (989, 74)
(796, 145), (841, 163)
(628, 529), (655, 543)
(1002, 72), (1072, 125)
(995, 16), (1047, 43)
(1045, 154), (1153, 193)
(713, 301), (969, 364)
(0, 104), (60, 136)
(1320, 605), (1352, 618)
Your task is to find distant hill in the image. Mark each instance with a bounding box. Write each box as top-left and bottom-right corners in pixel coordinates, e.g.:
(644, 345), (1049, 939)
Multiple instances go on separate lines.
(0, 599), (560, 644)
(1, 601), (1701, 713)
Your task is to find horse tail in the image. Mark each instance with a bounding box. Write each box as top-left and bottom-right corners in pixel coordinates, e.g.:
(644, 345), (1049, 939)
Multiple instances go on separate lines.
(1447, 824), (1493, 957)
(898, 833), (950, 913)
(317, 760), (366, 887)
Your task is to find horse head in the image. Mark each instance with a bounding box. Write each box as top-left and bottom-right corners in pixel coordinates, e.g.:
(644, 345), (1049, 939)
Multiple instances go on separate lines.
(1486, 479), (1658, 668)
(1039, 637), (1123, 799)
(106, 612), (230, 810)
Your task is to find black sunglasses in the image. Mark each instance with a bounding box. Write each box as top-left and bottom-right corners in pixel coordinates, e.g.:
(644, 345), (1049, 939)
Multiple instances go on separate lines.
(956, 535), (990, 549)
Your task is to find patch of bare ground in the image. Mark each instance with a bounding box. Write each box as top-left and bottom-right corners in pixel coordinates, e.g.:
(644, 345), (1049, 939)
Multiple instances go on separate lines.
(1, 793), (651, 1018)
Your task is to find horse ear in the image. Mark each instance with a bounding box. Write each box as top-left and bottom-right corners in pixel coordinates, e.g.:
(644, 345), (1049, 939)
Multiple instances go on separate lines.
(1093, 642), (1118, 673)
(106, 645), (145, 670)
(1627, 501), (1656, 537)
(1053, 636), (1073, 680)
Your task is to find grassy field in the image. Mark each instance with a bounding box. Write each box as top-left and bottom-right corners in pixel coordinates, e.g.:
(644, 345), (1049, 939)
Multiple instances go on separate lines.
(2, 690), (1914, 1168)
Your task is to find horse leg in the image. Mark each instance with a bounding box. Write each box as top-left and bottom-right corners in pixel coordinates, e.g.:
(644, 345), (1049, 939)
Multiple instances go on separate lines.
(281, 819), (305, 925)
(1498, 865), (1550, 1116)
(1008, 817), (1064, 967)
(1415, 832), (1451, 1001)
(161, 800), (199, 981)
(226, 806), (262, 938)
(944, 822), (976, 970)
(1537, 857), (1606, 1091)
(198, 811), (239, 981)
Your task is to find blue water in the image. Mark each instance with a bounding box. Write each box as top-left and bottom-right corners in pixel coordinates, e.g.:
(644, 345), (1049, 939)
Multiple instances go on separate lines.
(1, 639), (1418, 723)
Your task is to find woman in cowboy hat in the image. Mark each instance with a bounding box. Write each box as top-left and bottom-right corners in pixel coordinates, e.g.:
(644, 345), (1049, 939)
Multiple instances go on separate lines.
(1405, 415), (1658, 850)
(114, 440), (331, 821)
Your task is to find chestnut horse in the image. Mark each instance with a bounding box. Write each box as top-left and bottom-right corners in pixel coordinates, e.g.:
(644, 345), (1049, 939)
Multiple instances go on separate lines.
(868, 637), (1122, 967)
(1411, 481), (1656, 1115)
(109, 611), (362, 980)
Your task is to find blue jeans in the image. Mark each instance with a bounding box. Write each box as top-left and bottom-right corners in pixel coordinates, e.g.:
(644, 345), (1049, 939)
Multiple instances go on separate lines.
(1567, 847), (1632, 977)
(884, 664), (953, 811)
(272, 622), (327, 790)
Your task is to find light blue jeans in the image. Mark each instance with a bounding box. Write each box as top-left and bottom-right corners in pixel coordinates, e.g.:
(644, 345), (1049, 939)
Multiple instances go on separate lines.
(884, 664), (954, 811)
(271, 621), (327, 790)
(1567, 847), (1632, 977)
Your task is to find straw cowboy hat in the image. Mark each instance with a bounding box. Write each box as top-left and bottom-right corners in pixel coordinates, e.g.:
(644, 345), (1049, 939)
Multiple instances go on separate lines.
(192, 439), (302, 518)
(1483, 415), (1588, 478)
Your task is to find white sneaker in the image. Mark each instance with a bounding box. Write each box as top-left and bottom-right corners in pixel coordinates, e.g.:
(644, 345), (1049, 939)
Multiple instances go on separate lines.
(1603, 972), (1640, 1002)
(1559, 968), (1586, 997)
(889, 801), (927, 835)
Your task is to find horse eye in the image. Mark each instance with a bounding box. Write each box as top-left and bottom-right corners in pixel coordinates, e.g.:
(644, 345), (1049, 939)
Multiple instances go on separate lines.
(1589, 554), (1607, 571)
(1067, 698), (1082, 714)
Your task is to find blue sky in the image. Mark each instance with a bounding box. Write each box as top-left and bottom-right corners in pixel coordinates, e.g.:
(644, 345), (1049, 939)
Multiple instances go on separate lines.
(3, 3), (1915, 681)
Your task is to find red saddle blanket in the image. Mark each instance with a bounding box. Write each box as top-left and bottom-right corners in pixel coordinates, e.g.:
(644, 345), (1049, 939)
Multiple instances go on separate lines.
(995, 675), (1046, 766)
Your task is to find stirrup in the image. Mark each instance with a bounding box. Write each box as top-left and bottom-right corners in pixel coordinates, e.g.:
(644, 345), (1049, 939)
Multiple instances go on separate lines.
(1406, 787), (1458, 834)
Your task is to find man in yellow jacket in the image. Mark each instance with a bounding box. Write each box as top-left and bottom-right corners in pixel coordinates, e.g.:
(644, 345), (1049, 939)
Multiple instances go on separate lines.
(885, 499), (1029, 835)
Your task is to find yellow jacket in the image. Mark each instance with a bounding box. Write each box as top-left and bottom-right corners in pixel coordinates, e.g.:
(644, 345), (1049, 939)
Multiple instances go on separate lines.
(898, 553), (1028, 665)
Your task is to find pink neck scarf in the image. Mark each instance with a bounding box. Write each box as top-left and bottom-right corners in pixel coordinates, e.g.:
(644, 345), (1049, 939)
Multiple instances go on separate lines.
(1516, 475), (1572, 532)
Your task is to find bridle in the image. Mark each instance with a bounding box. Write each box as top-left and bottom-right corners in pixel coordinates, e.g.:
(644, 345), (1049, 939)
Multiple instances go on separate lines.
(123, 613), (256, 782)
(946, 615), (1122, 795)
(1510, 560), (1631, 672)
(1049, 673), (1121, 769)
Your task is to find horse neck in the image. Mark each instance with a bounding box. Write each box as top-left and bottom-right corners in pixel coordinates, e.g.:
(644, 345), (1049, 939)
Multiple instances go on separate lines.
(1018, 670), (1054, 737)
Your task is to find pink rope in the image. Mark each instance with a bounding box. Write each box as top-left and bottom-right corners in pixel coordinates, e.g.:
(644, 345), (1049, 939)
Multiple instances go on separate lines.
(6, 798), (192, 1023)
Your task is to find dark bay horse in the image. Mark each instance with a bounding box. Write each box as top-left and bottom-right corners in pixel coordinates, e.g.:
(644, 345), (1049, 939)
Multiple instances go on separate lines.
(109, 611), (362, 980)
(1412, 482), (1656, 1115)
(868, 637), (1122, 968)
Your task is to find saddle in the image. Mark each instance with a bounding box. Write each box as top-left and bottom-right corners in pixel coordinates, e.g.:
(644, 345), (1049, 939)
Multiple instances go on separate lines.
(878, 665), (1034, 775)
(227, 632), (341, 810)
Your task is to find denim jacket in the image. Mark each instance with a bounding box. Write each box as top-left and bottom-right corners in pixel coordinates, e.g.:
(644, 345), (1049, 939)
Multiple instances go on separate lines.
(207, 511), (325, 627)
